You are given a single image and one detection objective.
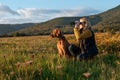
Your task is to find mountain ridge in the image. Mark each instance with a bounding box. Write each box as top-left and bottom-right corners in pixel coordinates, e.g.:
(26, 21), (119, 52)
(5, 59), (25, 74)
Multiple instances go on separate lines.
(0, 5), (120, 37)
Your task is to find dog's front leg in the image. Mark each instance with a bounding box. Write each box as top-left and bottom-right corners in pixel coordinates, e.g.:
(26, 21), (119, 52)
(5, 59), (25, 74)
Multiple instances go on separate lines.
(61, 46), (67, 58)
(57, 44), (63, 58)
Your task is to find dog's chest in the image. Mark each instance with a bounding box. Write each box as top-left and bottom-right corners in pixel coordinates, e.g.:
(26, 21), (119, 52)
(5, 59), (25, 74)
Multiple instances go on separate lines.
(57, 40), (69, 47)
(58, 40), (63, 45)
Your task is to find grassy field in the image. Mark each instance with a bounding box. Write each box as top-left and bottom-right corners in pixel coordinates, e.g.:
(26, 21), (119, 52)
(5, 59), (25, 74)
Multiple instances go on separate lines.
(0, 32), (120, 80)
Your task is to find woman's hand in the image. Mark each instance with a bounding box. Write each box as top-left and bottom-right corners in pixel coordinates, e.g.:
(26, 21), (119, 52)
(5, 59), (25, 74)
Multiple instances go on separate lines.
(75, 21), (80, 29)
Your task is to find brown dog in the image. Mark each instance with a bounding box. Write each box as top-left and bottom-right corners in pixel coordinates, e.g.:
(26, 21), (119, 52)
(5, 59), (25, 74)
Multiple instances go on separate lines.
(50, 28), (72, 58)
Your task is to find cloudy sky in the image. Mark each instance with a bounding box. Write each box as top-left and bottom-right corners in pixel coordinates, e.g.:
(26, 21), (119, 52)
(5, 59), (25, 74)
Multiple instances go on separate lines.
(0, 0), (120, 24)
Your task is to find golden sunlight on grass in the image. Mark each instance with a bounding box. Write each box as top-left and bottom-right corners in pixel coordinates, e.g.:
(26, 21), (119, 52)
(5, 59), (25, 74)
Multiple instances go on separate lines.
(0, 32), (119, 80)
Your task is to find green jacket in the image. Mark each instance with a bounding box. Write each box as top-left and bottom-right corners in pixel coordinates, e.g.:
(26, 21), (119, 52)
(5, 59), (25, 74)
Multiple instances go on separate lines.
(74, 27), (98, 54)
(74, 27), (92, 41)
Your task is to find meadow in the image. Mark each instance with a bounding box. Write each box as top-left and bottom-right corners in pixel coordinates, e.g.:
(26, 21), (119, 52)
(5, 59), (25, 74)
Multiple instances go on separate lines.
(0, 32), (120, 80)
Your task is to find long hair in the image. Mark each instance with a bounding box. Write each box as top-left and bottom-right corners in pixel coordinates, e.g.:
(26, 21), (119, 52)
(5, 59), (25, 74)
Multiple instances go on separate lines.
(80, 17), (93, 31)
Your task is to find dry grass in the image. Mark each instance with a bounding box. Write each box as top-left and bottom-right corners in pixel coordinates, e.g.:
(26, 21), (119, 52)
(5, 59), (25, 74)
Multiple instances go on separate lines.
(0, 32), (120, 80)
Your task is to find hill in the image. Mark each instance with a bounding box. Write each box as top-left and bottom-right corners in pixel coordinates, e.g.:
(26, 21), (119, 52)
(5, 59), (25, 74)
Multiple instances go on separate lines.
(0, 5), (120, 37)
(9, 16), (102, 36)
(0, 23), (36, 36)
(14, 5), (120, 36)
(93, 5), (120, 32)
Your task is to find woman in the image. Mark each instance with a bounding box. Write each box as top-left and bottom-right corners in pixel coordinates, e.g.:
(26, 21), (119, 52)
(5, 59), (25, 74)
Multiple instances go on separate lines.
(69, 17), (98, 60)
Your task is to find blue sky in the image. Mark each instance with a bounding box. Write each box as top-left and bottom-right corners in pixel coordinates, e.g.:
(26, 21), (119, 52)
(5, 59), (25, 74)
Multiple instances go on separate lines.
(0, 0), (120, 24)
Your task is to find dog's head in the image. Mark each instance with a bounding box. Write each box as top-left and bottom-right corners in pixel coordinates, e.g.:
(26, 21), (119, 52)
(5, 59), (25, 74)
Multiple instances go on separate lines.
(50, 28), (62, 38)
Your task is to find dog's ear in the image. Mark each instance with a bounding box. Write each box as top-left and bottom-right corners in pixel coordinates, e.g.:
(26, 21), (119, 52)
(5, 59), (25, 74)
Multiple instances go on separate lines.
(56, 29), (61, 37)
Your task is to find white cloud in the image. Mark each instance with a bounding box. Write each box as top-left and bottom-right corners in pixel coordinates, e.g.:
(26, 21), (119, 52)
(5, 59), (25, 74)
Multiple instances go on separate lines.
(0, 5), (100, 24)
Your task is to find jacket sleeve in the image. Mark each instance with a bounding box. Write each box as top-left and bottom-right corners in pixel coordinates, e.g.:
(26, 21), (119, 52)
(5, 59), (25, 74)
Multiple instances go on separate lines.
(74, 27), (92, 40)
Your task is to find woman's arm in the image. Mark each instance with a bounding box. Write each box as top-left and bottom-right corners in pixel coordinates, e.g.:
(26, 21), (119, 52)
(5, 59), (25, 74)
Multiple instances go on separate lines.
(74, 28), (92, 40)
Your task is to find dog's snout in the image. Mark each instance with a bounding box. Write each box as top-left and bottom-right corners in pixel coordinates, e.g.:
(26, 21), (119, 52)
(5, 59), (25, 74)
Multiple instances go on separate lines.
(50, 33), (54, 38)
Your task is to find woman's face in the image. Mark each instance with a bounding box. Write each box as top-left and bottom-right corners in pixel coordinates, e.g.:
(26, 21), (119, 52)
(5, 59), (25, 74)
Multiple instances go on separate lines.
(79, 21), (86, 29)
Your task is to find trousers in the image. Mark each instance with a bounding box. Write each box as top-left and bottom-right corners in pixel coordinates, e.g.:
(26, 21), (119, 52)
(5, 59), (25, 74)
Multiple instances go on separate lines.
(68, 44), (98, 60)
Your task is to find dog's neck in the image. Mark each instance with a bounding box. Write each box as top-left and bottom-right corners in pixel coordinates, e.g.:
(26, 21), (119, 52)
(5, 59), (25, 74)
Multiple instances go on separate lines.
(58, 35), (65, 40)
(58, 35), (69, 45)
